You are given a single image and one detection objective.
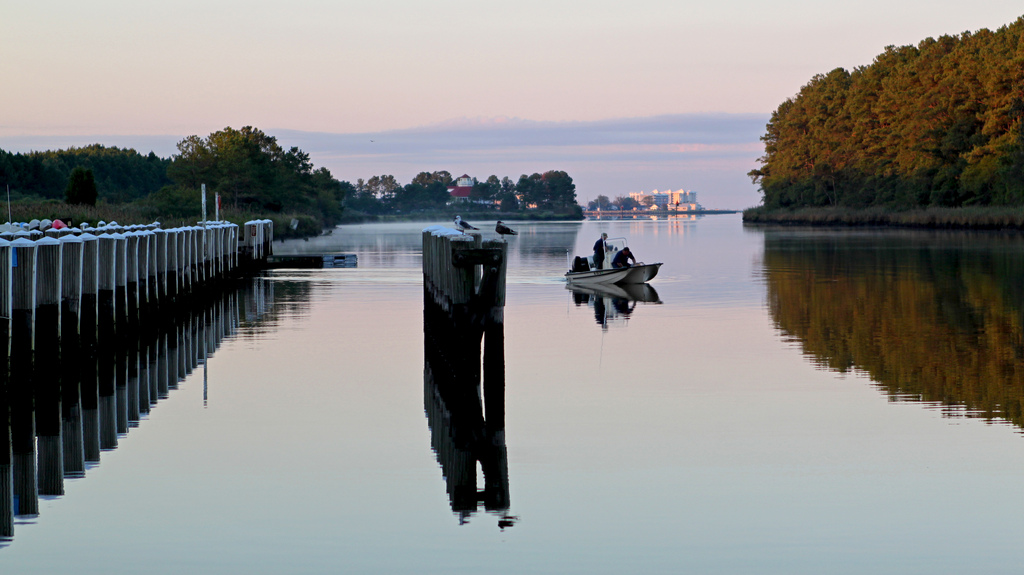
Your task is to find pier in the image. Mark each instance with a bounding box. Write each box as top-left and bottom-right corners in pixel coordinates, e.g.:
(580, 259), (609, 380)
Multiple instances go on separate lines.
(0, 275), (276, 540)
(0, 219), (277, 539)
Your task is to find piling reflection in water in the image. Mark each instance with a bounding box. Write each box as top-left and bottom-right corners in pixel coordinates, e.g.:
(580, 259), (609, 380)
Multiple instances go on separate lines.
(423, 290), (514, 528)
(0, 277), (277, 544)
(420, 226), (514, 529)
(568, 283), (662, 330)
(762, 230), (1024, 429)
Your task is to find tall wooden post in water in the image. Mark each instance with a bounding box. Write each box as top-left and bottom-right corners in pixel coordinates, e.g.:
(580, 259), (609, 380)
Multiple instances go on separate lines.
(10, 238), (38, 517)
(420, 226), (510, 524)
(96, 234), (118, 450)
(34, 237), (63, 496)
(78, 233), (100, 463)
(59, 235), (85, 478)
(0, 238), (13, 537)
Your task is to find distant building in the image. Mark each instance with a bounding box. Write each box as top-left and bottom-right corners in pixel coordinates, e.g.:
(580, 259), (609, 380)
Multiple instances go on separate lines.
(628, 189), (701, 211)
(447, 174), (473, 203)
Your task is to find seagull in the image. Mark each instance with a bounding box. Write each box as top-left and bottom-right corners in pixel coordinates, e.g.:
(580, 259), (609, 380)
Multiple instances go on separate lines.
(454, 215), (478, 233)
(495, 220), (517, 239)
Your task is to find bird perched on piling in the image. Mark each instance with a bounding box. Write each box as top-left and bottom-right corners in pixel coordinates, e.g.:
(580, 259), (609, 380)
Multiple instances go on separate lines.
(495, 221), (517, 240)
(454, 215), (478, 233)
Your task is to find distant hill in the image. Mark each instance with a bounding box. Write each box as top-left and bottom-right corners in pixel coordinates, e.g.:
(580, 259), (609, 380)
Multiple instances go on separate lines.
(749, 16), (1024, 210)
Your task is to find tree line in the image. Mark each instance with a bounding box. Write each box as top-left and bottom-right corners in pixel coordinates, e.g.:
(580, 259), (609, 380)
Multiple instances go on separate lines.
(343, 170), (579, 216)
(749, 16), (1024, 210)
(585, 195), (645, 211)
(0, 128), (343, 226)
(0, 126), (581, 226)
(0, 145), (171, 204)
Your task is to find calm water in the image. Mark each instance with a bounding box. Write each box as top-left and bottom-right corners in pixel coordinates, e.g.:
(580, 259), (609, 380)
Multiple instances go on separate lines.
(3, 214), (1024, 574)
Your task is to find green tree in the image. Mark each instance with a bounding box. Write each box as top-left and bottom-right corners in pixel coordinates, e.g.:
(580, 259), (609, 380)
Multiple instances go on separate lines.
(516, 173), (544, 207)
(614, 195), (639, 211)
(411, 171), (453, 187)
(167, 126), (347, 225)
(65, 166), (98, 206)
(541, 170), (577, 208)
(471, 176), (498, 202)
(587, 195), (612, 210)
(365, 174), (400, 203)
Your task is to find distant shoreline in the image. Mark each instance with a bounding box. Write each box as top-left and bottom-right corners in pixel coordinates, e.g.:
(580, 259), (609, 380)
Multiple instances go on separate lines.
(583, 209), (739, 218)
(339, 210), (584, 224)
(742, 206), (1024, 231)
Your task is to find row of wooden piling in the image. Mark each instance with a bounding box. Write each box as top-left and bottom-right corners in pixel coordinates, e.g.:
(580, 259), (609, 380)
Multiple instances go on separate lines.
(0, 220), (277, 340)
(0, 219), (274, 539)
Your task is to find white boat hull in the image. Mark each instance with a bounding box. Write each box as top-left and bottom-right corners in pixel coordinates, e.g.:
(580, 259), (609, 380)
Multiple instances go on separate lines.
(565, 262), (661, 285)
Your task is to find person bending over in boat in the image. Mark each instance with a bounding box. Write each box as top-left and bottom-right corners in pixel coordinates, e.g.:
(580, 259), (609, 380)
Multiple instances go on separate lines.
(612, 247), (636, 269)
(593, 233), (609, 269)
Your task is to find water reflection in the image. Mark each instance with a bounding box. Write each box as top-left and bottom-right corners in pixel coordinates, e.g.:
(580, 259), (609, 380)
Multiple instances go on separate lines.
(423, 289), (514, 528)
(761, 229), (1024, 429)
(274, 221), (583, 277)
(0, 277), (280, 544)
(568, 283), (662, 329)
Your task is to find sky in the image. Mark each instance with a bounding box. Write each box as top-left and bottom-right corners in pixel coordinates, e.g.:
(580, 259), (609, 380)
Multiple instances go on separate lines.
(2, 2), (1022, 209)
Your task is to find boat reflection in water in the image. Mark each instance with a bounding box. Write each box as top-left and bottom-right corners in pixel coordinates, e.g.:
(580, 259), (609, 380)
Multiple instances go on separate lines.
(568, 283), (662, 330)
(0, 277), (280, 545)
(762, 229), (1024, 430)
(423, 290), (515, 529)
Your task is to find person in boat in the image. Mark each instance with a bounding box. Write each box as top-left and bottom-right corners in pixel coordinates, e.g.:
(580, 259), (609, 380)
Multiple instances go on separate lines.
(611, 246), (636, 269)
(593, 233), (609, 270)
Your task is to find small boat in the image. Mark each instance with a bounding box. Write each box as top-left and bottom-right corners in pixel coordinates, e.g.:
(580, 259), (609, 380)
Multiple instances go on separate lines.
(565, 237), (662, 285)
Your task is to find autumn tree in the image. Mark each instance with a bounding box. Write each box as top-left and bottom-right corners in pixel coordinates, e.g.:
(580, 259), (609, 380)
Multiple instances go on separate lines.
(750, 17), (1024, 210)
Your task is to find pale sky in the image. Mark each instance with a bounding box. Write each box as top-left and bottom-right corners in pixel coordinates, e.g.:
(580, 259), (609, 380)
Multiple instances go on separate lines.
(2, 2), (1021, 208)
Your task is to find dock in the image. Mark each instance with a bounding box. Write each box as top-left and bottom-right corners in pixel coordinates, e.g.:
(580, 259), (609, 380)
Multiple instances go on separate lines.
(0, 218), (278, 537)
(266, 253), (357, 269)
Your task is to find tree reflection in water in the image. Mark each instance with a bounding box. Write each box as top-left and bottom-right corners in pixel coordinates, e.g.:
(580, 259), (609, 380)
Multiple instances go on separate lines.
(762, 230), (1024, 429)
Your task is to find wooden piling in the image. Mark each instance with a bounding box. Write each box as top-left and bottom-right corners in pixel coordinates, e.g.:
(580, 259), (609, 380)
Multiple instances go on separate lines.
(0, 392), (11, 536)
(0, 238), (10, 537)
(10, 238), (37, 516)
(59, 235), (85, 479)
(79, 234), (100, 463)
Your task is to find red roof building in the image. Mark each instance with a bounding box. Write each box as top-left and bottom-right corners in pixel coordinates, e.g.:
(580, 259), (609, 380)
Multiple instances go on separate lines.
(447, 174), (473, 201)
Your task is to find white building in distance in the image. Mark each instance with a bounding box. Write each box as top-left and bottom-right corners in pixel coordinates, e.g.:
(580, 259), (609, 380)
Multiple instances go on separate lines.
(628, 189), (701, 211)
